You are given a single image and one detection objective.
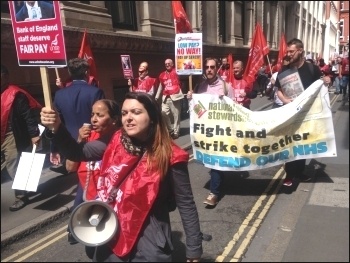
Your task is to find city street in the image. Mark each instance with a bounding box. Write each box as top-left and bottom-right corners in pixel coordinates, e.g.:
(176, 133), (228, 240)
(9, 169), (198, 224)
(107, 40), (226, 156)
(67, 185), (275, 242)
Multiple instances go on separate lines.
(1, 92), (349, 262)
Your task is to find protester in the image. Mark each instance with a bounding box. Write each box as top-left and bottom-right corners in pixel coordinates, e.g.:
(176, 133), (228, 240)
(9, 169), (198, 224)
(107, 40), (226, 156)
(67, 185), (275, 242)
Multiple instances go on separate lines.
(1, 64), (41, 211)
(275, 38), (330, 187)
(266, 56), (290, 107)
(128, 61), (158, 98)
(187, 57), (232, 207)
(51, 57), (105, 244)
(332, 57), (342, 95)
(231, 60), (256, 109)
(217, 56), (229, 82)
(156, 58), (184, 139)
(15, 1), (55, 22)
(339, 55), (349, 100)
(41, 92), (203, 262)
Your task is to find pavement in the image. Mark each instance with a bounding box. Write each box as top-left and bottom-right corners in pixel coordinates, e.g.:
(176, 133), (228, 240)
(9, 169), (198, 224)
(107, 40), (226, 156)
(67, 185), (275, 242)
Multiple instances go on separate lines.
(1, 97), (349, 261)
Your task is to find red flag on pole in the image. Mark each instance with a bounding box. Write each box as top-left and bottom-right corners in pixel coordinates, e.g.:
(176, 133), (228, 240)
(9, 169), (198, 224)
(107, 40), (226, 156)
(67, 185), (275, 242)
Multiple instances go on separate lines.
(227, 53), (234, 85)
(243, 23), (269, 86)
(172, 1), (193, 33)
(275, 33), (287, 72)
(78, 29), (98, 81)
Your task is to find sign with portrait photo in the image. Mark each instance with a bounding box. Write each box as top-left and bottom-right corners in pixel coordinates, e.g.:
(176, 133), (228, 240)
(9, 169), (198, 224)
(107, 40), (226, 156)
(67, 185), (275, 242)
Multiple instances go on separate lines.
(120, 55), (133, 79)
(9, 1), (67, 66)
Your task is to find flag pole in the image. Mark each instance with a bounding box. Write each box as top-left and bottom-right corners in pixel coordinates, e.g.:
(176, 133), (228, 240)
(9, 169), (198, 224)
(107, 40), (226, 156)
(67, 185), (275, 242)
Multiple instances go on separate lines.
(54, 68), (59, 79)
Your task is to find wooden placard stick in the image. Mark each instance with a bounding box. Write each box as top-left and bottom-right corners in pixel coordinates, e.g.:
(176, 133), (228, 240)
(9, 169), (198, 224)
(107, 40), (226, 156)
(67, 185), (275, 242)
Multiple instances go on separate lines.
(40, 66), (53, 109)
(189, 74), (193, 92)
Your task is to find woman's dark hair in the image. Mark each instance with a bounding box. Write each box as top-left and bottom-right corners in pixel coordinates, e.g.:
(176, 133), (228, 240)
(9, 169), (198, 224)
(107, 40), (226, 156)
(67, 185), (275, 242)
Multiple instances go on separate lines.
(98, 99), (120, 120)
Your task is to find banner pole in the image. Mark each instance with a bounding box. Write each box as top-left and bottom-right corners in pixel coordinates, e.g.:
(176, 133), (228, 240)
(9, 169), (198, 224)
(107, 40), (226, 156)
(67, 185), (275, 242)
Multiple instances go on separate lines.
(189, 74), (193, 92)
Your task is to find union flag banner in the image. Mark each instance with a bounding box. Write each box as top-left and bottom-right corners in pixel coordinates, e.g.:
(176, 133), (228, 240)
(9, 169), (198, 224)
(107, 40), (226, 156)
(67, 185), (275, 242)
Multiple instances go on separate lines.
(243, 23), (269, 86)
(78, 29), (98, 80)
(276, 33), (287, 72)
(172, 1), (193, 33)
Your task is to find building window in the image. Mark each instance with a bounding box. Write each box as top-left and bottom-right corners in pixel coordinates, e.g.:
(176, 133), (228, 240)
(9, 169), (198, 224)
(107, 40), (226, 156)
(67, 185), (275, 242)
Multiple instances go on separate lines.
(1, 1), (10, 13)
(80, 1), (90, 4)
(340, 1), (344, 10)
(339, 20), (344, 39)
(233, 1), (244, 38)
(218, 1), (226, 43)
(105, 1), (137, 30)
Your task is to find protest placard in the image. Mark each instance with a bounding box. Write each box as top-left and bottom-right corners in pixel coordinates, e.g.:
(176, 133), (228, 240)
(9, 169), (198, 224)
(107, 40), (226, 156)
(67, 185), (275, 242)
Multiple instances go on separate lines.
(175, 33), (202, 75)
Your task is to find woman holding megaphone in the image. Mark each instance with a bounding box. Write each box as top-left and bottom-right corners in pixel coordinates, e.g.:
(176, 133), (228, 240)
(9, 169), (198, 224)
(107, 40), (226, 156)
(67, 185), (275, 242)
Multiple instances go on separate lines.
(41, 92), (203, 262)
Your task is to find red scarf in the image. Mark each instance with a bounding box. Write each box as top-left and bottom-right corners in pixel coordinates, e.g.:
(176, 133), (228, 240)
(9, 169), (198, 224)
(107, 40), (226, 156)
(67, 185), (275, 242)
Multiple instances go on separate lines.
(96, 130), (188, 257)
(1, 85), (42, 144)
(158, 68), (181, 95)
(77, 130), (100, 200)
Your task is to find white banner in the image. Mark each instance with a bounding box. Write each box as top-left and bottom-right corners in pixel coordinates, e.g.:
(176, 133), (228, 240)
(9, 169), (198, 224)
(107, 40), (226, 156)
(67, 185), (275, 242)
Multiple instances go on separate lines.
(189, 79), (337, 171)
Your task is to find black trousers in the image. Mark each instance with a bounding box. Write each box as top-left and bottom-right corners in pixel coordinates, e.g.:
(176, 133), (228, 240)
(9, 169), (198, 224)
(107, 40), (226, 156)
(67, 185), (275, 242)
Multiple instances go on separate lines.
(284, 159), (306, 180)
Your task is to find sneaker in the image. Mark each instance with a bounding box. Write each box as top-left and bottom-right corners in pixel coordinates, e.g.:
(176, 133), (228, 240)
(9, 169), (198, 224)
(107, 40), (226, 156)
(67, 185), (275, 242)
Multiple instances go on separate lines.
(68, 232), (78, 245)
(283, 179), (293, 187)
(50, 164), (68, 175)
(334, 92), (339, 95)
(203, 193), (218, 206)
(298, 174), (312, 182)
(9, 197), (28, 211)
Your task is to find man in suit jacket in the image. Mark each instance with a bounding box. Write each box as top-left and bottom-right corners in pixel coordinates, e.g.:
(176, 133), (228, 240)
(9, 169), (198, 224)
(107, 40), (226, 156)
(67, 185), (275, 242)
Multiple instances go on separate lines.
(16, 1), (55, 22)
(51, 58), (105, 244)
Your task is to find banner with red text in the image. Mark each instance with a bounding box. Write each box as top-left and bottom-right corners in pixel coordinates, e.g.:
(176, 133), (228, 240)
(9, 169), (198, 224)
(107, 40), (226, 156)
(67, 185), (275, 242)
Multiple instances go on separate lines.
(175, 33), (202, 75)
(9, 1), (67, 67)
(189, 80), (336, 171)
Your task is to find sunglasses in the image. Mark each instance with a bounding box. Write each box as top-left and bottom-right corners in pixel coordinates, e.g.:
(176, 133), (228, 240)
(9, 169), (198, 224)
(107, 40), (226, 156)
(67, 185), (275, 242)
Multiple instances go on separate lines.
(165, 63), (171, 66)
(205, 65), (216, 69)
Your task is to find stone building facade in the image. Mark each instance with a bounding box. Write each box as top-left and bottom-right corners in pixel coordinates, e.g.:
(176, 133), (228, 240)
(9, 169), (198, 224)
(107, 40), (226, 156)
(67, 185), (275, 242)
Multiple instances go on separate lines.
(1, 1), (331, 104)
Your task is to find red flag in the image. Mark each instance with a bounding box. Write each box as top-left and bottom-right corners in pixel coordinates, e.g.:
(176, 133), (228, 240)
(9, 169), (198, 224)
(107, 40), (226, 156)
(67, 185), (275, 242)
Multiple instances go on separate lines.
(172, 1), (193, 33)
(243, 23), (269, 86)
(275, 33), (287, 72)
(227, 53), (233, 85)
(78, 29), (98, 80)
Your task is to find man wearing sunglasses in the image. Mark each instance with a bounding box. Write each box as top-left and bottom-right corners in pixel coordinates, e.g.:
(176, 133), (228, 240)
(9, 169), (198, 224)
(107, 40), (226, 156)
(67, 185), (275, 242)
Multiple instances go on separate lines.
(187, 57), (233, 207)
(156, 59), (184, 139)
(128, 62), (158, 98)
(275, 38), (331, 187)
(217, 57), (229, 82)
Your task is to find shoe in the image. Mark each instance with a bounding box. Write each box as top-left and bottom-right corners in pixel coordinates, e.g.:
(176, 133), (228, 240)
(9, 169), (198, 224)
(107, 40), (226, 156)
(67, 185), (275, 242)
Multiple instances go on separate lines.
(68, 232), (78, 245)
(50, 164), (68, 175)
(334, 92), (339, 95)
(9, 198), (28, 211)
(203, 193), (218, 206)
(298, 174), (312, 182)
(171, 133), (179, 139)
(283, 179), (293, 187)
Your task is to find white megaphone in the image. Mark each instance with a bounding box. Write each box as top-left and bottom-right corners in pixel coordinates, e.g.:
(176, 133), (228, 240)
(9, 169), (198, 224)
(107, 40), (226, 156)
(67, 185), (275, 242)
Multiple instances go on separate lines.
(68, 200), (118, 246)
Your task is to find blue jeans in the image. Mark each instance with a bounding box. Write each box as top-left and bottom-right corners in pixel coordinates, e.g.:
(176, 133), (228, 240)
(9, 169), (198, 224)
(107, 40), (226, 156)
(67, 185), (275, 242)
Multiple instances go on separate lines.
(340, 75), (349, 94)
(333, 76), (340, 93)
(210, 169), (224, 196)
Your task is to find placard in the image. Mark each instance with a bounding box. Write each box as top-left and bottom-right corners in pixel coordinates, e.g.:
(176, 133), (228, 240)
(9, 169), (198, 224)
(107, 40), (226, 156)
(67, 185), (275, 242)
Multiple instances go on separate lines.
(9, 1), (67, 66)
(120, 55), (133, 79)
